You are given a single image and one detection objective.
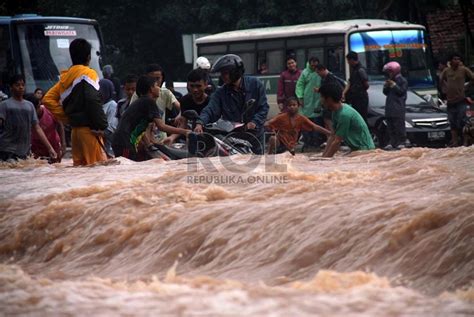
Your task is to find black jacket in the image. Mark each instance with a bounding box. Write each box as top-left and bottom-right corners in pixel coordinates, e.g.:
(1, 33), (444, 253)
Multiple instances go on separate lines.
(198, 76), (269, 128)
(383, 75), (408, 118)
(62, 80), (108, 130)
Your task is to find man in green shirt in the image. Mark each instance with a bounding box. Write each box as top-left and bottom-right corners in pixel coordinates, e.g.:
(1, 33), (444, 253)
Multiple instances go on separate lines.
(321, 82), (375, 157)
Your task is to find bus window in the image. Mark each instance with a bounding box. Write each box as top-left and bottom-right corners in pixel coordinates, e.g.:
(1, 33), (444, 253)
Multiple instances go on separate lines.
(307, 48), (324, 65)
(286, 49), (306, 69)
(0, 25), (10, 92)
(326, 35), (344, 46)
(287, 36), (324, 48)
(266, 50), (285, 74)
(257, 40), (284, 50)
(257, 58), (268, 75)
(349, 29), (434, 87)
(16, 23), (102, 92)
(202, 54), (223, 66)
(202, 52), (254, 73)
(199, 44), (227, 54)
(240, 52), (256, 74)
(326, 47), (344, 77)
(229, 42), (255, 52)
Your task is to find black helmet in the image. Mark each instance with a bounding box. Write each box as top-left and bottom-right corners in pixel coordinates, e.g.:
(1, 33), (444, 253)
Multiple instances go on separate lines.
(211, 54), (245, 83)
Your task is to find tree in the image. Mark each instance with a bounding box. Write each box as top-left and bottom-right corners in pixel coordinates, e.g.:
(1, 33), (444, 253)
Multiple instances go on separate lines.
(0, 0), (457, 80)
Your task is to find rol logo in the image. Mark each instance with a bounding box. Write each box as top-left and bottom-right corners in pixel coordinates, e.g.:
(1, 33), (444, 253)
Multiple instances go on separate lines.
(186, 131), (288, 173)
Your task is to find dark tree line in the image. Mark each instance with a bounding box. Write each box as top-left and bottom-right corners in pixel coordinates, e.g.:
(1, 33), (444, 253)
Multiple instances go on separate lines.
(1, 0), (467, 80)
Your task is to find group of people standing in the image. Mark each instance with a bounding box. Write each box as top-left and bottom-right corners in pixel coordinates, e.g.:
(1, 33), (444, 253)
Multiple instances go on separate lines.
(272, 50), (409, 155)
(2, 36), (420, 166)
(0, 76), (63, 162)
(0, 39), (212, 166)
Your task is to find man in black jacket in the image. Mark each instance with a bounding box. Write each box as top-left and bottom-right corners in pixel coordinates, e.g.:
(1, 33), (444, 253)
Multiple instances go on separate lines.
(343, 51), (370, 122)
(316, 64), (345, 131)
(194, 54), (269, 154)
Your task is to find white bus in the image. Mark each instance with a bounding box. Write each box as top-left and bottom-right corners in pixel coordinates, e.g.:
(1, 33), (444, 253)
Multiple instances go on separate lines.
(195, 19), (435, 117)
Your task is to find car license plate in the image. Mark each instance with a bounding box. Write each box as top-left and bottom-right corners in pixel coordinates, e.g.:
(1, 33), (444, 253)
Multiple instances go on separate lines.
(428, 131), (445, 140)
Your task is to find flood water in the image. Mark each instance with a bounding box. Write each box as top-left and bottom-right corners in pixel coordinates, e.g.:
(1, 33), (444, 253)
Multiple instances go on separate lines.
(1, 147), (473, 316)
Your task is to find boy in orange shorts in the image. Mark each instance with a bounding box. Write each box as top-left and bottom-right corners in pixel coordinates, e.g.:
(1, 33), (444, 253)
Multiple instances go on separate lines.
(43, 38), (108, 166)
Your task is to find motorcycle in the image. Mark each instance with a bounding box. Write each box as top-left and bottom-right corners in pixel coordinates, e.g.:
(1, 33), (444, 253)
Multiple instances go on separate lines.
(146, 111), (217, 160)
(188, 98), (257, 156)
(147, 99), (257, 160)
(204, 119), (255, 155)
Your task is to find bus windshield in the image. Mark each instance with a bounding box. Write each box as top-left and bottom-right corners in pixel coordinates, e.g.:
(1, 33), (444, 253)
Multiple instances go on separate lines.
(349, 29), (433, 88)
(16, 22), (102, 92)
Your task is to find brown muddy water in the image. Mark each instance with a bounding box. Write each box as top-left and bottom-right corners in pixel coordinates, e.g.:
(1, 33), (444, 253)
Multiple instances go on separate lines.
(0, 147), (473, 316)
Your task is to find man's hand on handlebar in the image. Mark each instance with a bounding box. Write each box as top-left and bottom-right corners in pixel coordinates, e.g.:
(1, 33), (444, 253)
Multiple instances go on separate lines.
(162, 136), (174, 145)
(194, 124), (203, 134)
(246, 122), (256, 130)
(173, 114), (187, 127)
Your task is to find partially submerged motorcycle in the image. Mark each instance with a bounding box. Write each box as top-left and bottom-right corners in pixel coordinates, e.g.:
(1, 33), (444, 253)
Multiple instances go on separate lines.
(147, 99), (257, 160)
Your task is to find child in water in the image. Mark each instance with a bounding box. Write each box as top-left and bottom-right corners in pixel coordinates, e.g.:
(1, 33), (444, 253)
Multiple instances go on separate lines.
(265, 97), (331, 154)
(26, 94), (66, 163)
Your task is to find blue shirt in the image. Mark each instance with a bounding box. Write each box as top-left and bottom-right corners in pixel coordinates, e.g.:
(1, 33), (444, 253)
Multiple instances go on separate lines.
(198, 76), (269, 128)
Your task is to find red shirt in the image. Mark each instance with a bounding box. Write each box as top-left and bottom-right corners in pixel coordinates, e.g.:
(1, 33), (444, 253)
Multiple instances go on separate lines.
(31, 105), (61, 157)
(267, 112), (314, 150)
(277, 69), (302, 105)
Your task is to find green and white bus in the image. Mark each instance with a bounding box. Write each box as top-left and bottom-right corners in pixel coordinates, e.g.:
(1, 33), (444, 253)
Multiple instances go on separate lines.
(195, 19), (435, 117)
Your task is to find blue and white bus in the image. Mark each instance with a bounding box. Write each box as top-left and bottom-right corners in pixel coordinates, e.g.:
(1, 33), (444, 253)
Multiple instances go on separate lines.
(0, 14), (104, 94)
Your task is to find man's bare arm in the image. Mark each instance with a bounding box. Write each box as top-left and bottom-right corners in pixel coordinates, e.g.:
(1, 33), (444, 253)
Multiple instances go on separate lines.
(323, 135), (343, 157)
(309, 121), (331, 136)
(33, 123), (57, 159)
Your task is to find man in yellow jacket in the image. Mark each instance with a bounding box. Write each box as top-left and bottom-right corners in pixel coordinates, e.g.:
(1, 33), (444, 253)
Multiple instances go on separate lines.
(43, 38), (108, 166)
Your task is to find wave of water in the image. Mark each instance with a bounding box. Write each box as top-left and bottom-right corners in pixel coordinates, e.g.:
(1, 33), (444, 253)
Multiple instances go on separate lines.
(1, 147), (473, 315)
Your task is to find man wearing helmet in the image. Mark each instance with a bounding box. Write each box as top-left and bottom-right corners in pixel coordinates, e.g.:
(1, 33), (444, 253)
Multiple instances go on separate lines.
(194, 54), (269, 154)
(383, 61), (408, 150)
(195, 56), (216, 95)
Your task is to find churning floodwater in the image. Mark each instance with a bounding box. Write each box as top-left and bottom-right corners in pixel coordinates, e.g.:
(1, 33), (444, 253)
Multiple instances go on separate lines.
(0, 147), (473, 316)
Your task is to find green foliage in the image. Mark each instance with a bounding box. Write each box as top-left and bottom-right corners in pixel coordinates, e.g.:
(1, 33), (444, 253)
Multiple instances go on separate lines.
(0, 0), (454, 80)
